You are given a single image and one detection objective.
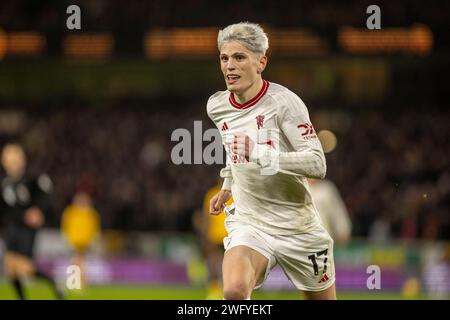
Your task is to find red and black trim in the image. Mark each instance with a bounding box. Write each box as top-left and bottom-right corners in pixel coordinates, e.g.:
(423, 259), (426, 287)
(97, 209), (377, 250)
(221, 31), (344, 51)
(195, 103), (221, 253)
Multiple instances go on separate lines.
(229, 79), (269, 110)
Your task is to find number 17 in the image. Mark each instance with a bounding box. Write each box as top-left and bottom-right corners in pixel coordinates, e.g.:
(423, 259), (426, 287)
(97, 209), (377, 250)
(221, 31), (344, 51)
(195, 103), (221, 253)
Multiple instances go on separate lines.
(308, 249), (328, 276)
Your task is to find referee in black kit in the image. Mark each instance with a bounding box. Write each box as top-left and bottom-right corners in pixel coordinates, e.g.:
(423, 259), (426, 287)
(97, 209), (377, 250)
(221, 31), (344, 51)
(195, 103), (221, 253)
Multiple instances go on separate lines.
(0, 142), (63, 299)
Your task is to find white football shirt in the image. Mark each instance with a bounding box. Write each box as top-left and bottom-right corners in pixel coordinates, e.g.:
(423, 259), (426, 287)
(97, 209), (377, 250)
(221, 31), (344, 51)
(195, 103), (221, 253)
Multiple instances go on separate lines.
(308, 179), (352, 242)
(207, 80), (326, 235)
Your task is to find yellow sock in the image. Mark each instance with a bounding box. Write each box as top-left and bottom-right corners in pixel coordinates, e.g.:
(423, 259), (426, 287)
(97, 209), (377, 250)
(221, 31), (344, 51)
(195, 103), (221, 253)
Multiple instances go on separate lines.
(206, 281), (222, 300)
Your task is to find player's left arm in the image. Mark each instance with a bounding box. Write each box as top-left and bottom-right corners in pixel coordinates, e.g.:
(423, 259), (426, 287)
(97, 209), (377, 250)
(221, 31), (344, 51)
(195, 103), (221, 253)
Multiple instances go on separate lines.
(277, 95), (326, 178)
(241, 94), (326, 178)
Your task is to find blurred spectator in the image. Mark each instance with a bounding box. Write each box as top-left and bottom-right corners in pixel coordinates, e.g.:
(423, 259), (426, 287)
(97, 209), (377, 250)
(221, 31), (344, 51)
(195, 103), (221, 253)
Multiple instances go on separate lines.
(309, 178), (352, 245)
(192, 178), (233, 299)
(0, 143), (63, 299)
(61, 191), (101, 289)
(422, 244), (450, 299)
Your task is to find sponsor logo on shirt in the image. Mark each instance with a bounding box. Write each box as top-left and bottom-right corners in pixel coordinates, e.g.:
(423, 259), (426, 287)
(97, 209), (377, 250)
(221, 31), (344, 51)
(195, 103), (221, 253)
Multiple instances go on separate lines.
(297, 123), (316, 140)
(297, 123), (315, 136)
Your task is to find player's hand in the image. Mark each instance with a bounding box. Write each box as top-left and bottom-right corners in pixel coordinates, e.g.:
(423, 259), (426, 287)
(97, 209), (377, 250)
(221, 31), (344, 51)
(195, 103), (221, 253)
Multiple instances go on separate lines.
(209, 189), (232, 215)
(24, 206), (44, 229)
(231, 133), (254, 161)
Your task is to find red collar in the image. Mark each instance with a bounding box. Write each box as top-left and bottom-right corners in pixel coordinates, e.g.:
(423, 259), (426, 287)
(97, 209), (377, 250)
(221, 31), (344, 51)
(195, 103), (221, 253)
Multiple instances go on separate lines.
(229, 80), (269, 110)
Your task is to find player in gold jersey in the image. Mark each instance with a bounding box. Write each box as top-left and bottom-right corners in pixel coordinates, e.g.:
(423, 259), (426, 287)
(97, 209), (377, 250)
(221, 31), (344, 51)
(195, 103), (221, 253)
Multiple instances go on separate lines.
(193, 179), (233, 299)
(61, 191), (100, 289)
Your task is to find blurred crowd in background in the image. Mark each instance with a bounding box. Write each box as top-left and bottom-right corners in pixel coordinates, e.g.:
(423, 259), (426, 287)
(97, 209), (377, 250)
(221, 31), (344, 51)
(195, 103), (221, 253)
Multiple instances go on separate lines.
(0, 104), (448, 241)
(0, 0), (449, 243)
(1, 105), (218, 233)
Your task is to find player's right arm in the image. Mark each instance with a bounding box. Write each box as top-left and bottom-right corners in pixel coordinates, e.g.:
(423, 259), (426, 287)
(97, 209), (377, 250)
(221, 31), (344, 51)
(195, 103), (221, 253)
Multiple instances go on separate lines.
(210, 158), (233, 215)
(219, 158), (233, 189)
(209, 189), (232, 215)
(206, 92), (233, 215)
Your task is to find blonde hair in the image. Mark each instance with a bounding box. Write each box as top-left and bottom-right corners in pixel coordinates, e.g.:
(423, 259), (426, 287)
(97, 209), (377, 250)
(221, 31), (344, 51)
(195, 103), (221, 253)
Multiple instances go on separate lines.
(218, 22), (269, 55)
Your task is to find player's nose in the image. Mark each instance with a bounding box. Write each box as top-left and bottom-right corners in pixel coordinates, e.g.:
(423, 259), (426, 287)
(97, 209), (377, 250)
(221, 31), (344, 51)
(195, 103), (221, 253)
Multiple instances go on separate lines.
(226, 60), (236, 70)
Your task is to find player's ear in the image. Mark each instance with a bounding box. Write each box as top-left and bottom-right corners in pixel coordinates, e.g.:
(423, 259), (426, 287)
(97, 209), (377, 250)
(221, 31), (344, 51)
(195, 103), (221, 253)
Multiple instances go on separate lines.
(258, 55), (268, 74)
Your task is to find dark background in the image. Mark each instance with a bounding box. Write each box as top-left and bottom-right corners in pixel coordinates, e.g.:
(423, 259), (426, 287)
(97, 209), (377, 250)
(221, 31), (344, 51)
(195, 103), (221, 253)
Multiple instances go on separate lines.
(0, 0), (448, 240)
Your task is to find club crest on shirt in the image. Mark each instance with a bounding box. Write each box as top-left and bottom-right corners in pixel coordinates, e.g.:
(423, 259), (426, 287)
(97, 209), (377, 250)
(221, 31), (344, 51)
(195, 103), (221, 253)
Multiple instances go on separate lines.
(256, 115), (265, 130)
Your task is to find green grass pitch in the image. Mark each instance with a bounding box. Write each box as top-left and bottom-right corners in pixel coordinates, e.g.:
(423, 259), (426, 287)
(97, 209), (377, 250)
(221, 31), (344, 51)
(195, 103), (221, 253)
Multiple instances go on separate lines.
(0, 280), (432, 300)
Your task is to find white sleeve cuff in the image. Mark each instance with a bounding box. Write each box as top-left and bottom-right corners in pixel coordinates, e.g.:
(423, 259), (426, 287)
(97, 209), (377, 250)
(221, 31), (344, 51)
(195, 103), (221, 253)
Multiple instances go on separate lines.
(221, 177), (232, 191)
(220, 166), (232, 179)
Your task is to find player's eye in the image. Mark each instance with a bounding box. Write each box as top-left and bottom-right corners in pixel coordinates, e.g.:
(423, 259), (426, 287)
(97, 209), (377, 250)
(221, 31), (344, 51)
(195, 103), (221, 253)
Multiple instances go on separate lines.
(220, 56), (228, 62)
(235, 55), (245, 61)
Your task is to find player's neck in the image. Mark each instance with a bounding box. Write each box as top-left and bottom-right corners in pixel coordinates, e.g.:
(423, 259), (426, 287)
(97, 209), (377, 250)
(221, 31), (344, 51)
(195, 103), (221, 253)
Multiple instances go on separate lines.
(234, 78), (264, 105)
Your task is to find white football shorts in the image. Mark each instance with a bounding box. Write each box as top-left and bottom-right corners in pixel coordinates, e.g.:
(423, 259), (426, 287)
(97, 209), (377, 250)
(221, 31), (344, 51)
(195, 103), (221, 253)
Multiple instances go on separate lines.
(223, 218), (335, 292)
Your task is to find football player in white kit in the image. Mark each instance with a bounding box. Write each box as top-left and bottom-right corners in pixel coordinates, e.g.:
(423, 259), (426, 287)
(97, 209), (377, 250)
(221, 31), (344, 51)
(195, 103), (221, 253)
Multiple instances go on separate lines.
(207, 22), (336, 300)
